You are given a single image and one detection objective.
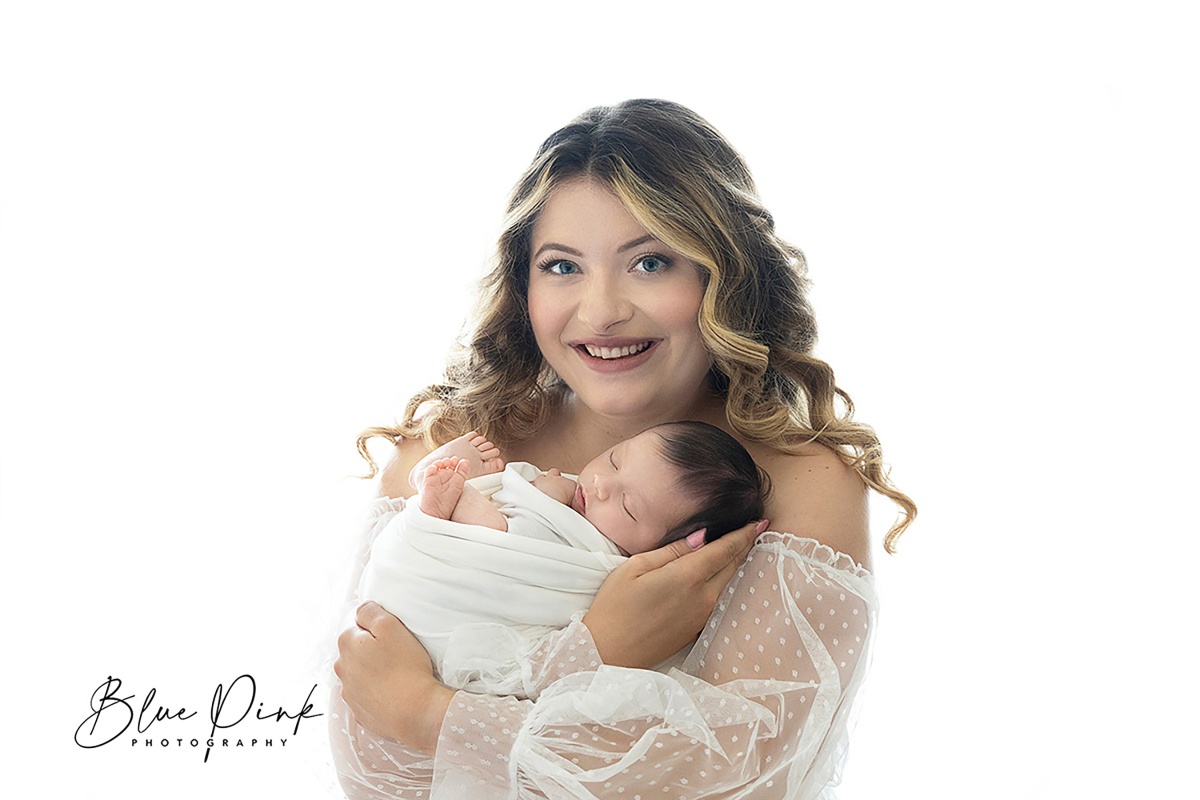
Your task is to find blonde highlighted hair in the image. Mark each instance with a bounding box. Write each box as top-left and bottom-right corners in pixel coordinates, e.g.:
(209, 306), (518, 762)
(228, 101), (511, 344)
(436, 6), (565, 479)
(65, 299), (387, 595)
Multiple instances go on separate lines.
(359, 99), (915, 553)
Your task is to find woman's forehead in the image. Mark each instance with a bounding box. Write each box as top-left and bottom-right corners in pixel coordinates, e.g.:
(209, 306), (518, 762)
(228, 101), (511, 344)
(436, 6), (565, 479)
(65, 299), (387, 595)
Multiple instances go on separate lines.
(531, 179), (648, 245)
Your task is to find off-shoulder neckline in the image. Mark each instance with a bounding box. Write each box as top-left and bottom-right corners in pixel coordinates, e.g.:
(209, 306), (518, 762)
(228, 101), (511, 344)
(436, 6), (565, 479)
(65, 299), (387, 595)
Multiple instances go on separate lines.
(755, 531), (873, 578)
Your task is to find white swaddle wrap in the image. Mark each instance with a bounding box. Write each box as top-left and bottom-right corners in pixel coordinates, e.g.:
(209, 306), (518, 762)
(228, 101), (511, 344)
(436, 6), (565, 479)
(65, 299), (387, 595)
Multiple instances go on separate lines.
(359, 462), (627, 695)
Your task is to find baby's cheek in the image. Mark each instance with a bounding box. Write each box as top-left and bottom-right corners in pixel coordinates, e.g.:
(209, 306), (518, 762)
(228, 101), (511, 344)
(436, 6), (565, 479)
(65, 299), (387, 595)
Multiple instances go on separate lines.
(600, 523), (640, 556)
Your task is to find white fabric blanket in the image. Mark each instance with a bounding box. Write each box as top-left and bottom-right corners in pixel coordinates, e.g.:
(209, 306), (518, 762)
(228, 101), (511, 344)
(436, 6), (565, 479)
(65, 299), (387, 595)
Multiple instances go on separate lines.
(359, 462), (627, 694)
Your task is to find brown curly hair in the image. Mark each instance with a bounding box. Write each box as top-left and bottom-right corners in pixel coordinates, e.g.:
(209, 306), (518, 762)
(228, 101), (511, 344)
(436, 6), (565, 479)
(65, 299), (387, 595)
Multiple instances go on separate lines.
(359, 99), (915, 553)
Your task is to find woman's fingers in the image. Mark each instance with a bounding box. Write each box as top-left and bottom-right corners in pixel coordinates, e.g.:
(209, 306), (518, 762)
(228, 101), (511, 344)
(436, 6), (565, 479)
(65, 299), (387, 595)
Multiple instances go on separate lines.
(336, 603), (444, 744)
(354, 603), (428, 663)
(337, 604), (388, 680)
(703, 540), (753, 600)
(336, 604), (386, 671)
(677, 520), (763, 583)
(354, 600), (389, 636)
(636, 519), (763, 579)
(630, 534), (700, 572)
(704, 524), (758, 583)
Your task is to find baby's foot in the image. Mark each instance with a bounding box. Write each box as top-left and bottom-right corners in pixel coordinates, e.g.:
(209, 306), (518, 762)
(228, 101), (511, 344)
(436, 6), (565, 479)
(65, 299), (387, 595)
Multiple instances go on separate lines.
(436, 431), (506, 477)
(408, 431), (506, 493)
(419, 457), (470, 520)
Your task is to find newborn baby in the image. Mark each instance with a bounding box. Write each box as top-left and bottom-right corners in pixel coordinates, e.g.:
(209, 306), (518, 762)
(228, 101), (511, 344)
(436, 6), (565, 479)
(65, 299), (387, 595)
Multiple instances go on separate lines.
(359, 420), (769, 692)
(412, 421), (768, 555)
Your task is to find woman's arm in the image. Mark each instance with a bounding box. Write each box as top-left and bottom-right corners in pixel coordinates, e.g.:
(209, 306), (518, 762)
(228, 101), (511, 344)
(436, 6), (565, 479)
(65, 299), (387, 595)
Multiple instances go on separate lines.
(430, 533), (876, 798)
(333, 532), (874, 799)
(333, 442), (876, 797)
(331, 611), (613, 798)
(335, 545), (875, 799)
(334, 520), (760, 738)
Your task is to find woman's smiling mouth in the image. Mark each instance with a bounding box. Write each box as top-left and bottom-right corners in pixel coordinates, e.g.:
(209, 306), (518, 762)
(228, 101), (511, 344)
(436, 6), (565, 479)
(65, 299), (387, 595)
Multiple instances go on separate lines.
(579, 341), (653, 359)
(571, 338), (657, 367)
(571, 340), (659, 372)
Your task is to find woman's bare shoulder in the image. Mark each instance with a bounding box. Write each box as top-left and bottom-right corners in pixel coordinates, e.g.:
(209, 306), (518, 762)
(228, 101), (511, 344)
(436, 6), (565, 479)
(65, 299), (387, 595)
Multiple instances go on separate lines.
(750, 443), (872, 570)
(378, 436), (436, 499)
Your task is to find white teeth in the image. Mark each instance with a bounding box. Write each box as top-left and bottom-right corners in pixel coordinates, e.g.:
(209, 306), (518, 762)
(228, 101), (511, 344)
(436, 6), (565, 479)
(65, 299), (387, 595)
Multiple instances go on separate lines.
(583, 342), (652, 359)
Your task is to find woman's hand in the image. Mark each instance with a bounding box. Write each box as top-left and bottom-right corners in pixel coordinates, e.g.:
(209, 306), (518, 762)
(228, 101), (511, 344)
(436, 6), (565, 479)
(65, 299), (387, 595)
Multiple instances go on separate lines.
(334, 601), (454, 754)
(582, 519), (767, 669)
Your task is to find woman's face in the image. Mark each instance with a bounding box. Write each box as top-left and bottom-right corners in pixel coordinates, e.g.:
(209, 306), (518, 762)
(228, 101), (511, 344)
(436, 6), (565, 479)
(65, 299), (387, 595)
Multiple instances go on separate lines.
(527, 178), (711, 424)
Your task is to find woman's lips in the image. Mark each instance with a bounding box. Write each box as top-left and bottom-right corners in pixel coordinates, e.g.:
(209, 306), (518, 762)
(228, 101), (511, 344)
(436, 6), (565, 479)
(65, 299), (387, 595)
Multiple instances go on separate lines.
(572, 340), (659, 373)
(580, 341), (653, 359)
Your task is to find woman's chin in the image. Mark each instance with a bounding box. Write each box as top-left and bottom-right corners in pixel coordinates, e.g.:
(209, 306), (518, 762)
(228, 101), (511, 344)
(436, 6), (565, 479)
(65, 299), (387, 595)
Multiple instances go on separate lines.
(575, 391), (667, 423)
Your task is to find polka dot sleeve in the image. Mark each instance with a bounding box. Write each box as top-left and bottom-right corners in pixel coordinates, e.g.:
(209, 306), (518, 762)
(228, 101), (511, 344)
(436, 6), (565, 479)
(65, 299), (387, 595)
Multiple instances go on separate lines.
(331, 527), (878, 799)
(520, 612), (605, 697)
(432, 532), (877, 799)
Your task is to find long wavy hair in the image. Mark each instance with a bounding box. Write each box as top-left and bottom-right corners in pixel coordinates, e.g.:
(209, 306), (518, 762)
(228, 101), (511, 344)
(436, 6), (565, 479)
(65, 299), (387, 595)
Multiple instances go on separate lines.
(359, 99), (916, 552)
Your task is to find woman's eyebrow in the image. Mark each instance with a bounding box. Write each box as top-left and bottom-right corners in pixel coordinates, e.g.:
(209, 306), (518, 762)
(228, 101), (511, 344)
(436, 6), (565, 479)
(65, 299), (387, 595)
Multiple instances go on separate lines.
(531, 241), (583, 259)
(617, 234), (655, 253)
(531, 234), (658, 261)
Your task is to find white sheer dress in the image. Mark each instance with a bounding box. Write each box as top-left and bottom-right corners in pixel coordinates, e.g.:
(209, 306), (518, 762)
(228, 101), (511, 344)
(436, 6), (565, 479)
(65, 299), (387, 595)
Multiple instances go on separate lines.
(330, 495), (877, 800)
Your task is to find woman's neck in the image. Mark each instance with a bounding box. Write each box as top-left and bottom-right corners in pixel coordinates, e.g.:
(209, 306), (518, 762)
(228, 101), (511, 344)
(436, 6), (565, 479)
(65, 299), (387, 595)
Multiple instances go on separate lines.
(551, 387), (729, 469)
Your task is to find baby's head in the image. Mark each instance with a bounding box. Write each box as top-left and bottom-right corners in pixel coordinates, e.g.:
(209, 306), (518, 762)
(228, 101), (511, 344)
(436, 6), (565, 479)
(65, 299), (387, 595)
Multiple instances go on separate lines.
(570, 421), (770, 556)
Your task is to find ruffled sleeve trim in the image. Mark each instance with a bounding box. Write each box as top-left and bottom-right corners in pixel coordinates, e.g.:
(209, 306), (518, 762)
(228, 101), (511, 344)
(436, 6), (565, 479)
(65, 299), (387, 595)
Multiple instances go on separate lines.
(366, 494), (406, 521)
(754, 530), (873, 580)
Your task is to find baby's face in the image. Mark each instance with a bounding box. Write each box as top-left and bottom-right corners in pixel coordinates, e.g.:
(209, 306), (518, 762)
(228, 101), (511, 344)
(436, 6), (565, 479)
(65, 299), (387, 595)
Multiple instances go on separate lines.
(571, 430), (696, 556)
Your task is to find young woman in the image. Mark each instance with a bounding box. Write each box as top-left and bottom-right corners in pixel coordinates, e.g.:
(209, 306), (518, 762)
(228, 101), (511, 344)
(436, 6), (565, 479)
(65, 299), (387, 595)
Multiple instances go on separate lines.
(331, 99), (914, 799)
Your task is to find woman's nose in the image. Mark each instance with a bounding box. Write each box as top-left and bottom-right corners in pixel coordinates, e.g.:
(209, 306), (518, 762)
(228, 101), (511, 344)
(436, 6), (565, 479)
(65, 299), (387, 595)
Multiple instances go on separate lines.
(577, 276), (632, 331)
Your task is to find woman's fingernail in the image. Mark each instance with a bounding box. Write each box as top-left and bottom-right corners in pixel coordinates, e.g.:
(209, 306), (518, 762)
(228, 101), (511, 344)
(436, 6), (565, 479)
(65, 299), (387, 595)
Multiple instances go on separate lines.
(754, 519), (770, 535)
(686, 529), (707, 549)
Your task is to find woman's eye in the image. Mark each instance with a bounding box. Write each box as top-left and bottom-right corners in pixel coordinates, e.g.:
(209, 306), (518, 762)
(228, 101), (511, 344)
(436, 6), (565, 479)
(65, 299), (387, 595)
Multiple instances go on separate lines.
(538, 259), (579, 275)
(633, 255), (669, 273)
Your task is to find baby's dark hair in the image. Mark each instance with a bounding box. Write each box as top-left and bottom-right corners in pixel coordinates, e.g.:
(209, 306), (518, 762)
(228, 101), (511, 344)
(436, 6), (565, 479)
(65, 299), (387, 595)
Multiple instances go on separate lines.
(649, 421), (771, 546)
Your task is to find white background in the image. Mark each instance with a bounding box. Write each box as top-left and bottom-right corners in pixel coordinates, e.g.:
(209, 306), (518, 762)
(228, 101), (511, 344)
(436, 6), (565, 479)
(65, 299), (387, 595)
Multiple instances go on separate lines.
(2, 2), (1196, 797)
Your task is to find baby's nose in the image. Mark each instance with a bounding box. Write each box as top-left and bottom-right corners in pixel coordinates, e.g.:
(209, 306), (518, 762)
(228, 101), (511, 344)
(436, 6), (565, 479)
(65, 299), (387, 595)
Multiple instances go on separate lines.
(592, 474), (611, 500)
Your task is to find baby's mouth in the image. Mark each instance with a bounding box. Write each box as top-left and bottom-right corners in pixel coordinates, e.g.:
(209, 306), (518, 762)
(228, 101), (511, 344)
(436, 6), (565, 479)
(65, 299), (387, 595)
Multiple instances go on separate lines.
(577, 341), (654, 360)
